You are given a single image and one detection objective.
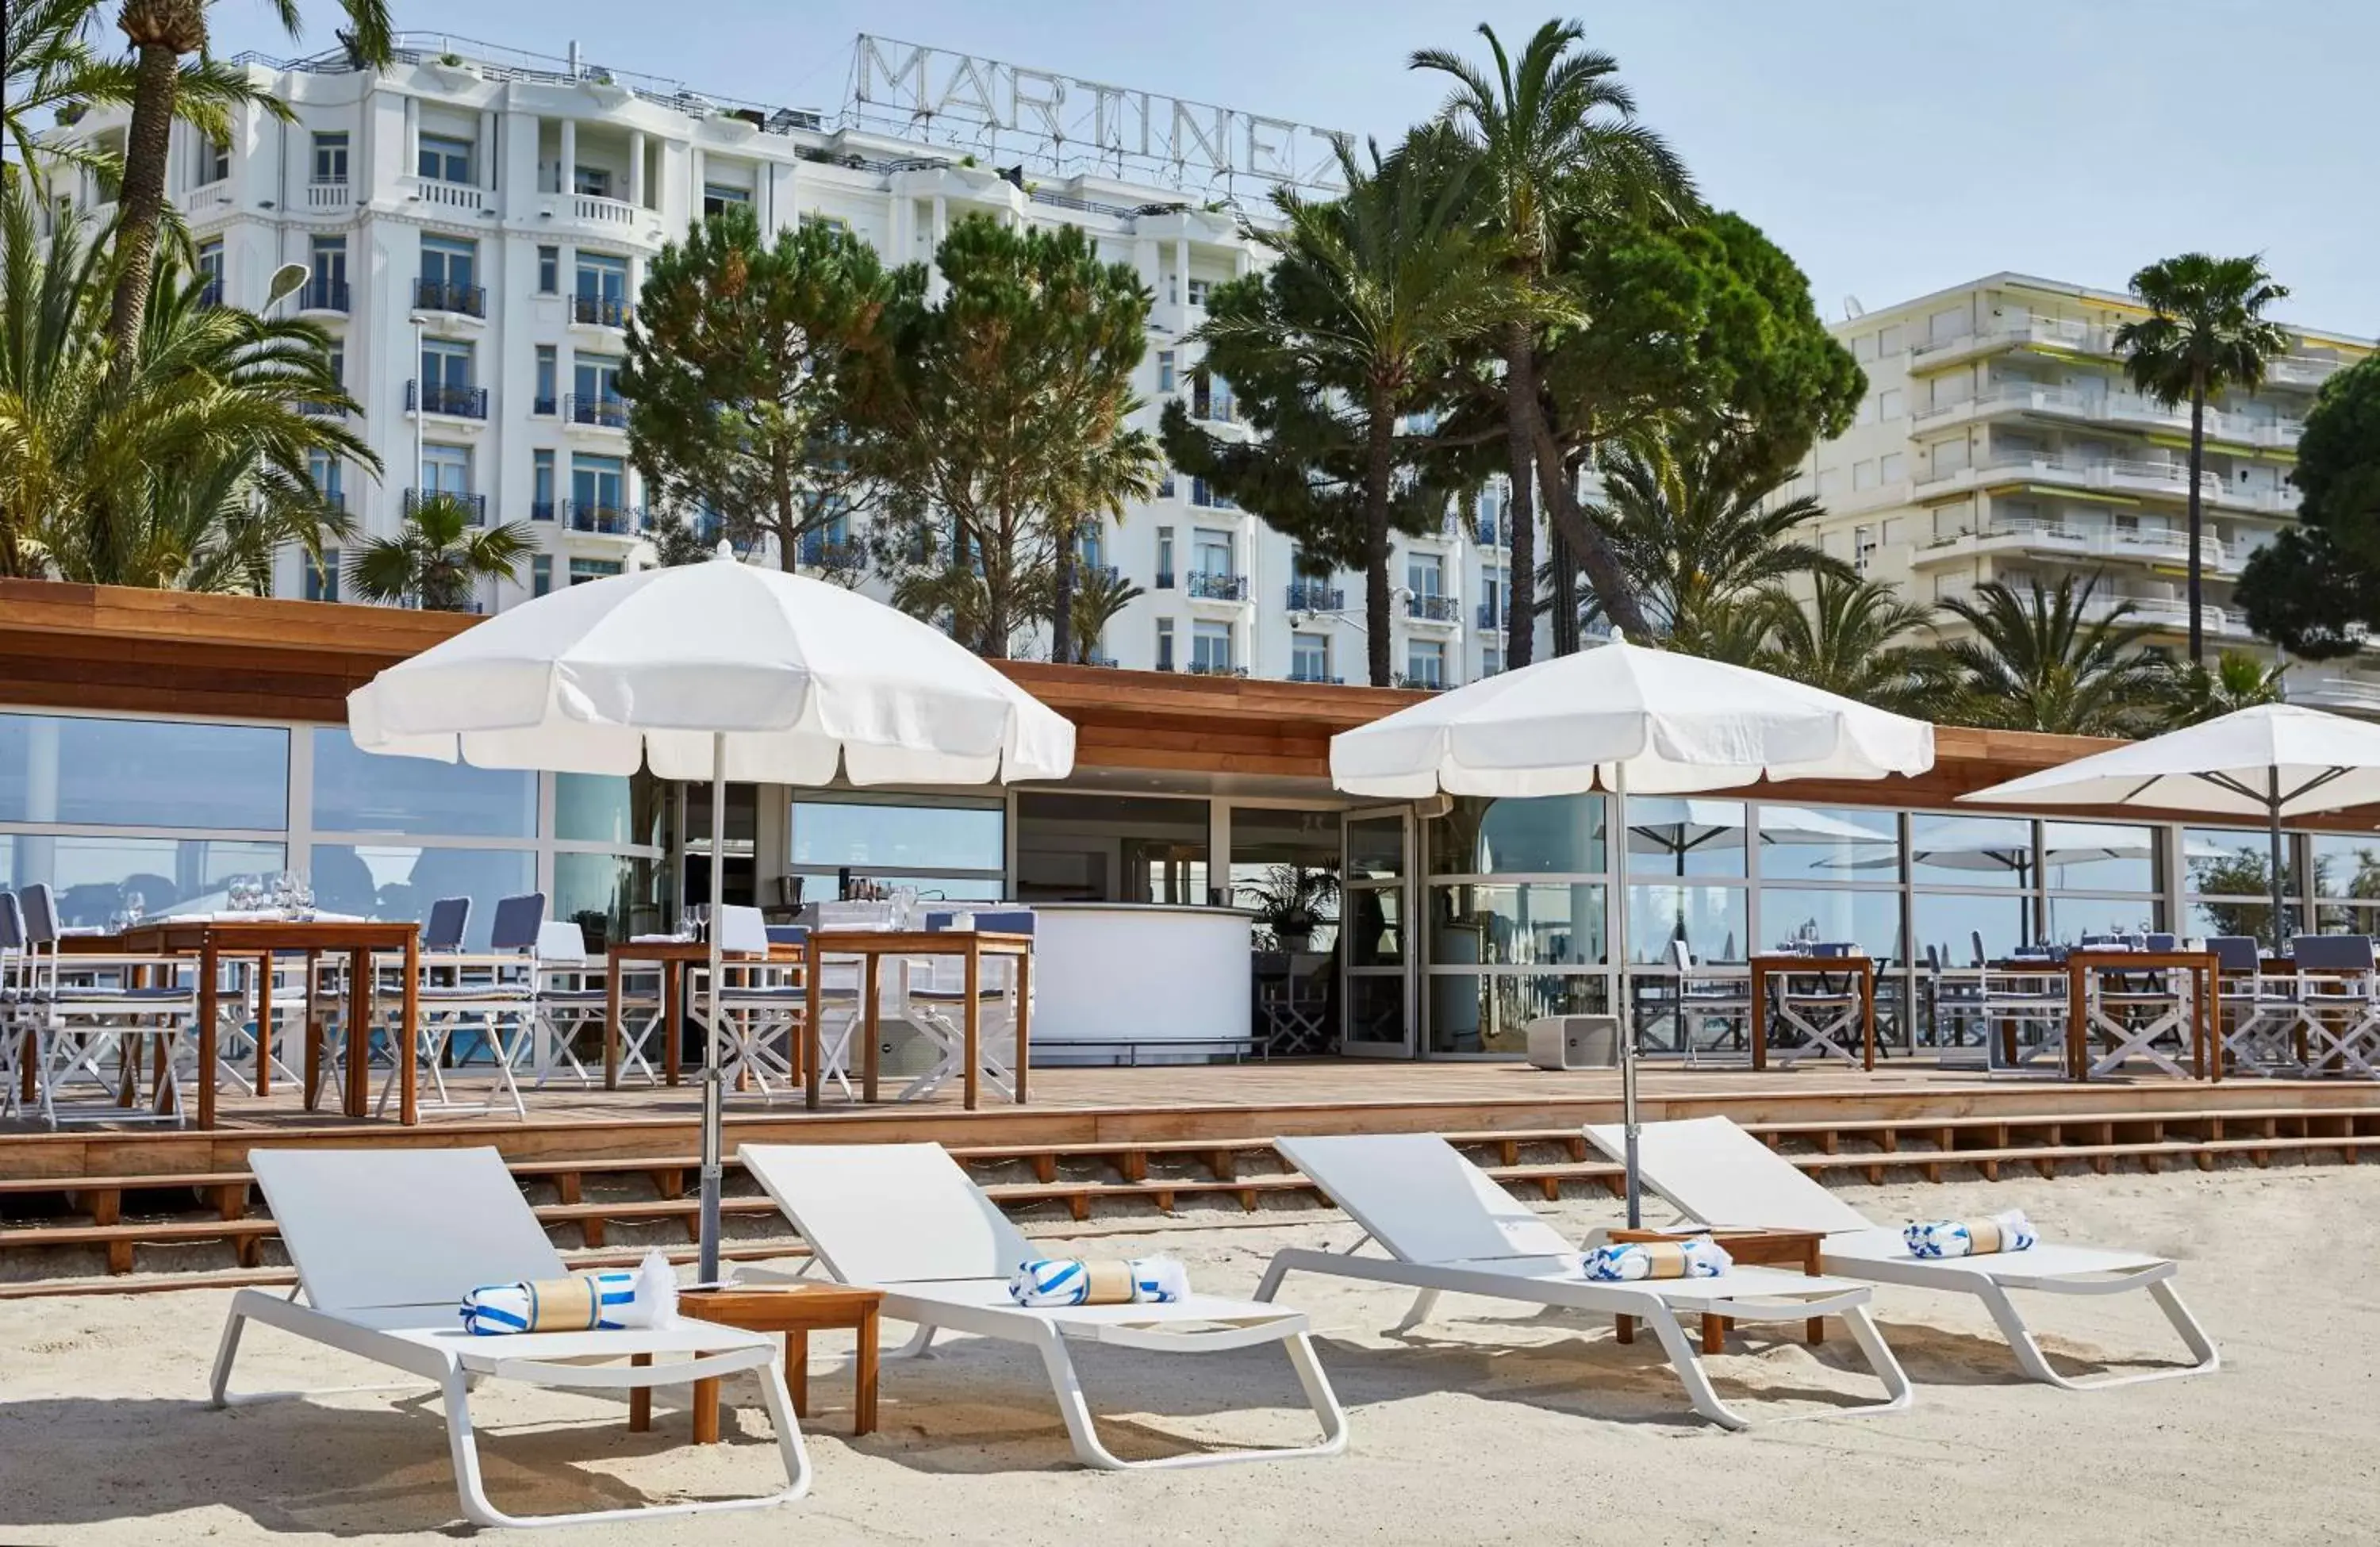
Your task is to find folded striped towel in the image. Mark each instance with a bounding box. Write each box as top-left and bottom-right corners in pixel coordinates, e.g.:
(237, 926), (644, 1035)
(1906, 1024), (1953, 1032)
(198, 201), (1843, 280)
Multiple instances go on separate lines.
(461, 1249), (678, 1335)
(1584, 1238), (1733, 1282)
(1903, 1210), (2038, 1259)
(1008, 1255), (1190, 1307)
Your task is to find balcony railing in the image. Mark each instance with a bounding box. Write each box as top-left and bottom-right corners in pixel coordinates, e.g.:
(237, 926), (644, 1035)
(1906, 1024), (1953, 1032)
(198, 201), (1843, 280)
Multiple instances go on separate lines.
(1476, 602), (1503, 630)
(532, 394), (558, 416)
(2267, 355), (2344, 388)
(1392, 670), (1445, 690)
(566, 192), (639, 226)
(797, 532), (865, 567)
(1912, 452), (2219, 501)
(305, 178), (351, 209)
(1080, 654), (1120, 669)
(1075, 562), (1119, 588)
(1189, 386), (1238, 424)
(563, 499), (642, 536)
(1155, 570), (1177, 590)
(298, 277), (349, 312)
(571, 294), (632, 328)
(408, 379), (488, 419)
(404, 489), (486, 524)
(1287, 581), (1343, 612)
(1406, 593), (1461, 623)
(1474, 516), (1511, 547)
(1288, 668), (1345, 685)
(413, 278), (486, 317)
(1186, 660), (1248, 677)
(565, 393), (628, 429)
(1913, 380), (2309, 446)
(414, 177), (489, 212)
(1187, 571), (1248, 601)
(530, 500), (556, 522)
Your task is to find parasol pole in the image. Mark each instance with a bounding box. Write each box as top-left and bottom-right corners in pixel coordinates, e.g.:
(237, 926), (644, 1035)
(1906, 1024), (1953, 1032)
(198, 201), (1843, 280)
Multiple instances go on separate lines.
(697, 730), (727, 1284)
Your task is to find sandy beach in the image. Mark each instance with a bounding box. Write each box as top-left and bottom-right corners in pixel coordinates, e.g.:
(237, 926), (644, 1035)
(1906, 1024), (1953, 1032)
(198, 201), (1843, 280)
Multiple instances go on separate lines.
(1, 1162), (2373, 1546)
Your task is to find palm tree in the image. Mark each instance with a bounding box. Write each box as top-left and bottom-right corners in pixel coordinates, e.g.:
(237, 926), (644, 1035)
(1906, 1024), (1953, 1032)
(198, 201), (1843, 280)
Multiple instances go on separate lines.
(1, 186), (369, 584)
(1753, 573), (1939, 716)
(1412, 18), (1695, 661)
(2153, 649), (2286, 729)
(1929, 574), (2164, 737)
(346, 493), (532, 612)
(103, 0), (393, 381)
(1576, 428), (1847, 644)
(6, 0), (294, 198)
(1198, 131), (1533, 685)
(2113, 254), (2294, 664)
(1066, 566), (1144, 664)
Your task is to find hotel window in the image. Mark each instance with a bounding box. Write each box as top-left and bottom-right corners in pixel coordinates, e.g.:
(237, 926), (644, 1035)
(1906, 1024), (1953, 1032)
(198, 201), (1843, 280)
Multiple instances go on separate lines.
(1816, 467), (1843, 500)
(1157, 350), (1177, 394)
(1193, 528), (1234, 579)
(1480, 569), (1505, 628)
(532, 450), (556, 520)
(574, 252), (630, 325)
(1154, 617), (1176, 670)
(325, 343), (343, 389)
(198, 137), (230, 185)
(1155, 528), (1175, 588)
(1192, 621), (1234, 674)
(702, 182), (750, 219)
(310, 131), (348, 184)
(574, 163), (613, 198)
(789, 792), (1006, 903)
(570, 557), (624, 585)
(531, 554), (554, 597)
(1405, 640), (1445, 689)
(1186, 277), (1212, 307)
(418, 132), (474, 185)
(1879, 387), (1906, 420)
(1880, 452), (1907, 484)
(573, 353), (625, 424)
(1481, 642), (1503, 677)
(420, 337), (474, 397)
(570, 454), (628, 528)
(420, 236), (478, 312)
(195, 238), (224, 305)
(306, 451), (343, 513)
(1407, 553), (1445, 598)
(1852, 332), (1877, 363)
(1878, 324), (1905, 355)
(1852, 461), (1879, 493)
(1291, 632), (1330, 683)
(536, 245), (560, 294)
(419, 443), (472, 499)
(307, 235), (347, 303)
(302, 551), (341, 603)
(534, 347), (558, 414)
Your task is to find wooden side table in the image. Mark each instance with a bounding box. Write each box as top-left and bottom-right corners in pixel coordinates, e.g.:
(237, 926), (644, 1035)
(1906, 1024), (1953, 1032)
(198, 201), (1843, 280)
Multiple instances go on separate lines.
(636, 1284), (885, 1441)
(1606, 1227), (1829, 1353)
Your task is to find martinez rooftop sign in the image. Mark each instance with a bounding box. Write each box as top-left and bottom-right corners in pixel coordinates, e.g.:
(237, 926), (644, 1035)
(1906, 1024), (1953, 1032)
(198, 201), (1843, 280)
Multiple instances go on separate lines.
(847, 35), (1352, 196)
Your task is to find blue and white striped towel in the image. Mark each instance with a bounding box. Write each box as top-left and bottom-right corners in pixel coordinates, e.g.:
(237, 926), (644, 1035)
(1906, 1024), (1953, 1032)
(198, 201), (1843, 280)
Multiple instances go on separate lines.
(460, 1249), (678, 1335)
(1583, 1238), (1733, 1282)
(1903, 1210), (2037, 1258)
(1008, 1255), (1190, 1307)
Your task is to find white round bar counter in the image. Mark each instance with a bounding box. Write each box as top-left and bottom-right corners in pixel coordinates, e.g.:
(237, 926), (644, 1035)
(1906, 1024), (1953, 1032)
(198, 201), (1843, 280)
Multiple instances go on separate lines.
(1026, 903), (1257, 1065)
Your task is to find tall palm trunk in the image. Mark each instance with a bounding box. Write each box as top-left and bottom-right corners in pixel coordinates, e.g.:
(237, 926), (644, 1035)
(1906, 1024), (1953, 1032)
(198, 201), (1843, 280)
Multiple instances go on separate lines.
(1499, 323), (1540, 670)
(2185, 374), (2206, 664)
(107, 6), (200, 389)
(1526, 408), (1650, 639)
(1550, 528), (1580, 654)
(1050, 526), (1077, 664)
(1363, 391), (1395, 687)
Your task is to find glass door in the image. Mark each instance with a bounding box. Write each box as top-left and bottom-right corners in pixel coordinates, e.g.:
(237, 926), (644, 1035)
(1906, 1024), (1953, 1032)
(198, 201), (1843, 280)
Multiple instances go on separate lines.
(1341, 806), (1416, 1057)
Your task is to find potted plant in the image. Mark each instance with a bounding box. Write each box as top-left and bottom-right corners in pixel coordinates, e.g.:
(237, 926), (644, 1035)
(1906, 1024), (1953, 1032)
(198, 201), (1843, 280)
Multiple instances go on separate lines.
(1240, 864), (1340, 953)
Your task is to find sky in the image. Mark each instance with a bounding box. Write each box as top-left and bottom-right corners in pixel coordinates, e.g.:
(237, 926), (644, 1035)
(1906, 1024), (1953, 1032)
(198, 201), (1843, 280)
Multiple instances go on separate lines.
(212, 1), (2377, 337)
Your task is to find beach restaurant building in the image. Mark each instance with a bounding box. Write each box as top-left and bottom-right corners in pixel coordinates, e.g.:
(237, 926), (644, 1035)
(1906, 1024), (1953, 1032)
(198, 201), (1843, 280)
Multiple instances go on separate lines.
(6, 582), (2378, 1063)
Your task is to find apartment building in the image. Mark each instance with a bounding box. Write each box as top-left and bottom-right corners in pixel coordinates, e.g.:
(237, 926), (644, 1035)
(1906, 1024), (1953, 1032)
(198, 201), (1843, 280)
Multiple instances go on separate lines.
(1794, 274), (2376, 708)
(35, 34), (1534, 685)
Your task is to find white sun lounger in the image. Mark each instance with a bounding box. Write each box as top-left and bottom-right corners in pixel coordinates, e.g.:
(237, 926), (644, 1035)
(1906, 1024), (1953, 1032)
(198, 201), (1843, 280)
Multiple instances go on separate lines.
(1254, 1133), (1912, 1430)
(210, 1147), (809, 1529)
(737, 1141), (1348, 1470)
(1581, 1115), (2218, 1391)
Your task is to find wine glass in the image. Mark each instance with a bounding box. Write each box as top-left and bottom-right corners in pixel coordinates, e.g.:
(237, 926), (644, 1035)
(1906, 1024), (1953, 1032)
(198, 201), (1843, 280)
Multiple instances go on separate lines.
(123, 889), (144, 926)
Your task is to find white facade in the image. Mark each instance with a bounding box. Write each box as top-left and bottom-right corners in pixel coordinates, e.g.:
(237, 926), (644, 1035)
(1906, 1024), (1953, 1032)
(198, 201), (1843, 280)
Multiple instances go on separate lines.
(37, 35), (1537, 685)
(1792, 274), (2375, 707)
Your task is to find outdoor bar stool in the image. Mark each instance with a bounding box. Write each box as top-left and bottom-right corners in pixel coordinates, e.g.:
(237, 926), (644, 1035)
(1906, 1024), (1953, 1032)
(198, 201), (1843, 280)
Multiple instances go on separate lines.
(2288, 934), (2380, 1078)
(1669, 939), (1753, 1067)
(2209, 935), (2304, 1075)
(16, 883), (202, 1129)
(1975, 931), (2071, 1077)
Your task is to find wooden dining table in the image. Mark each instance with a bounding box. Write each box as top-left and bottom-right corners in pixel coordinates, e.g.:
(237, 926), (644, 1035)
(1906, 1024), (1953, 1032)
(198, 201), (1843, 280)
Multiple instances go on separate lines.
(1745, 954), (1877, 1071)
(2063, 950), (2221, 1082)
(802, 930), (1034, 1111)
(600, 939), (810, 1090)
(60, 919), (420, 1127)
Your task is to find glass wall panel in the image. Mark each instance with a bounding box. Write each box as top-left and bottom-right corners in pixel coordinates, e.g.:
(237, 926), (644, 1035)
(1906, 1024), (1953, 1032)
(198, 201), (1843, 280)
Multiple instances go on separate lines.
(2189, 899), (2274, 942)
(310, 843), (533, 948)
(0, 712), (287, 830)
(1428, 794), (1603, 876)
(1015, 793), (1205, 904)
(0, 833), (285, 927)
(1344, 884), (1408, 968)
(2311, 833), (2380, 904)
(2041, 821), (2159, 893)
(2045, 894), (2163, 946)
(1230, 807), (1341, 953)
(1428, 882), (1603, 966)
(1756, 805), (1900, 883)
(1428, 973), (1606, 1055)
(2186, 827), (2291, 897)
(311, 728), (536, 837)
(1345, 973), (1407, 1043)
(555, 772), (658, 846)
(1344, 816), (1407, 881)
(1758, 887), (1906, 962)
(554, 850), (649, 952)
(1909, 816), (2034, 888)
(1625, 798), (1745, 878)
(1913, 892), (2037, 966)
(1626, 883), (1747, 965)
(791, 798), (1004, 872)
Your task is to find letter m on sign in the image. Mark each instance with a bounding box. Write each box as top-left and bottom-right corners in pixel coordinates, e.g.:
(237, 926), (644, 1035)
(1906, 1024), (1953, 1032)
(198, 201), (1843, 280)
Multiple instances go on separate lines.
(856, 36), (928, 111)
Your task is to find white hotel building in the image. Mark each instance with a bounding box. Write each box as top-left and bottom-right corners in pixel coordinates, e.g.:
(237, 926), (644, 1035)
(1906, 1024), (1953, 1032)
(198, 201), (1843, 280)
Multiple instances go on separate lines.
(1792, 274), (2376, 708)
(35, 34), (1534, 687)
